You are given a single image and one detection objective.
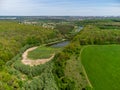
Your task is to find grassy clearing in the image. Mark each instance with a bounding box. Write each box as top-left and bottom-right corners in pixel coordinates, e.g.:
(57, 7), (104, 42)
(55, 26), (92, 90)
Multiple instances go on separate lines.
(28, 46), (60, 60)
(81, 45), (120, 90)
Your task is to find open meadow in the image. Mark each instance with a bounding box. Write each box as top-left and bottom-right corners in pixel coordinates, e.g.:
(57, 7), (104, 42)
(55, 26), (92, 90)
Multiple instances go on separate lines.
(81, 45), (120, 90)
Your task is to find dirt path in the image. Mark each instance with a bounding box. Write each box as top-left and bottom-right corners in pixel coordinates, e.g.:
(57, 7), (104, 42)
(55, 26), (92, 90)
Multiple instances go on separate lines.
(21, 46), (55, 66)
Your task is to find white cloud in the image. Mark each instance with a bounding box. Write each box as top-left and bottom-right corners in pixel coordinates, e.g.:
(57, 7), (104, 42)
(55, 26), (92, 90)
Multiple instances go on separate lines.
(0, 0), (120, 16)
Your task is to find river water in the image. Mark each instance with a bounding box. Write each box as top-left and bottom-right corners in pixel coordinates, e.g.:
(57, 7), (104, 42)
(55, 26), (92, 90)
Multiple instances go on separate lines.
(51, 26), (83, 48)
(50, 41), (70, 48)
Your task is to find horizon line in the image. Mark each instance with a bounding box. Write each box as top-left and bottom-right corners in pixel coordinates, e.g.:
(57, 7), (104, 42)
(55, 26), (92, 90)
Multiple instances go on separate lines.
(0, 15), (120, 17)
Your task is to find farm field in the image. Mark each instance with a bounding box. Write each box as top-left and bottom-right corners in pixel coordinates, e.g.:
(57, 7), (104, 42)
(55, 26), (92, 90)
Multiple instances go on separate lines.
(81, 45), (120, 90)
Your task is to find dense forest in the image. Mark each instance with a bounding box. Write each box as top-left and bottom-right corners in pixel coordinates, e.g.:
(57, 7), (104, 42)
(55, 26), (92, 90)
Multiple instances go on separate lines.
(0, 21), (63, 67)
(0, 18), (120, 90)
(0, 20), (76, 89)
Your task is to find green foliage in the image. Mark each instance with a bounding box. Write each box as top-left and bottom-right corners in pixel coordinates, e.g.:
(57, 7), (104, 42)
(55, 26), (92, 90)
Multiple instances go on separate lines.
(0, 68), (21, 90)
(73, 25), (120, 45)
(55, 24), (74, 35)
(64, 55), (87, 89)
(0, 21), (62, 68)
(6, 44), (31, 66)
(98, 25), (120, 30)
(52, 40), (88, 90)
(24, 72), (58, 90)
(0, 21), (66, 89)
(13, 60), (58, 90)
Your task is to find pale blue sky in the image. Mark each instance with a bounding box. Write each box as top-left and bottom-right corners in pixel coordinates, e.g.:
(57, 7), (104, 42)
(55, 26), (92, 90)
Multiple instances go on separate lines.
(0, 0), (120, 16)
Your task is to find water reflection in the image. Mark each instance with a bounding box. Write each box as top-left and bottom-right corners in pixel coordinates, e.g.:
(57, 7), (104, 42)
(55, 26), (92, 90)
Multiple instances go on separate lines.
(51, 41), (70, 48)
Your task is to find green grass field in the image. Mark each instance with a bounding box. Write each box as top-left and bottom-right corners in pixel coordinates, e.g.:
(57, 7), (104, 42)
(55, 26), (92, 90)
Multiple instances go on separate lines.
(28, 46), (60, 60)
(81, 45), (120, 90)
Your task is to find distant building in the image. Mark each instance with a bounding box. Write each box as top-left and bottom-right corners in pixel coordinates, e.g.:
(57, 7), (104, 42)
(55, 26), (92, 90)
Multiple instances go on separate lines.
(23, 21), (37, 24)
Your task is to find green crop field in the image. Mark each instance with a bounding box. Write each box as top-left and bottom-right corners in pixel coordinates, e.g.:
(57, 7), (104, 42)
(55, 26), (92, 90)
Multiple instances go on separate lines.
(28, 46), (60, 60)
(81, 45), (120, 90)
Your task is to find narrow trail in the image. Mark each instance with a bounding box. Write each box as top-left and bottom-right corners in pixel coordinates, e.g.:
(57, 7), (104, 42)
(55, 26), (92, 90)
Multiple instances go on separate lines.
(21, 46), (55, 66)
